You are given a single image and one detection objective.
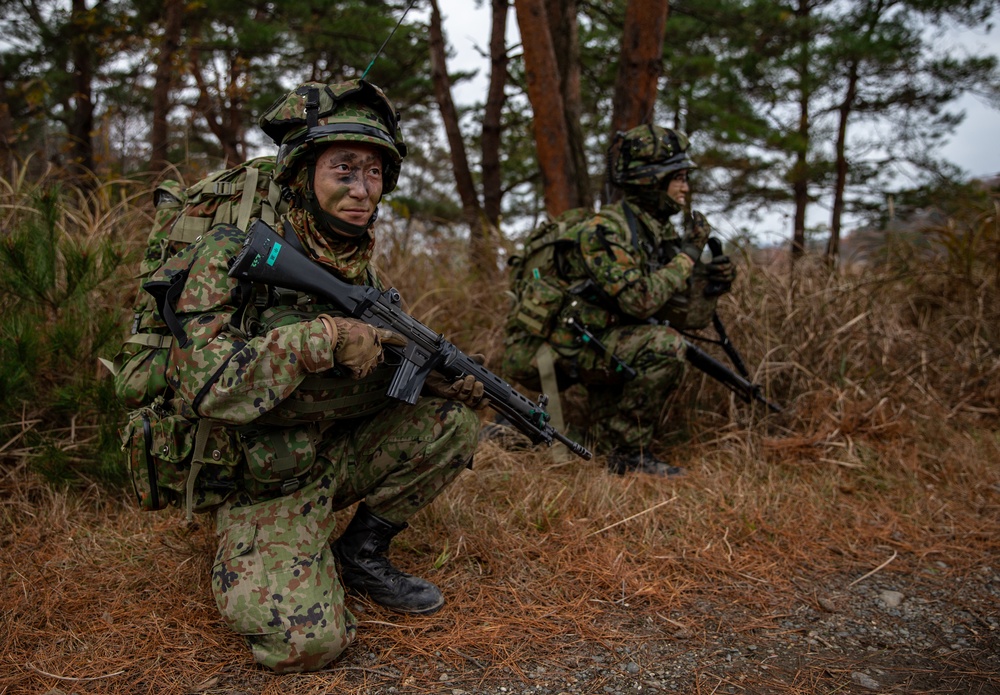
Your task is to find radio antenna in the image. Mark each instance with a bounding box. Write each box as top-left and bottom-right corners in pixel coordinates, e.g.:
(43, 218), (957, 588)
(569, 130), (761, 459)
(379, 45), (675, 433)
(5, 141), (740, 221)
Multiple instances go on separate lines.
(361, 0), (417, 80)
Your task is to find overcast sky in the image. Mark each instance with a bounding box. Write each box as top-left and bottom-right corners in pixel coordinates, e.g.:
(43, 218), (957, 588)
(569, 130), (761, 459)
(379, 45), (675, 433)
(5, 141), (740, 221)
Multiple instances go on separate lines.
(435, 2), (1000, 181)
(427, 2), (998, 242)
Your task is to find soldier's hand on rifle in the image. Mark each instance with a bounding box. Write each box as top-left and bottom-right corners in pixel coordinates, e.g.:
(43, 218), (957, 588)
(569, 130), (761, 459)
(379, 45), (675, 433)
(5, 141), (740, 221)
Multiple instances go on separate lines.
(423, 354), (490, 409)
(705, 255), (736, 294)
(702, 236), (736, 297)
(680, 210), (711, 261)
(318, 315), (407, 379)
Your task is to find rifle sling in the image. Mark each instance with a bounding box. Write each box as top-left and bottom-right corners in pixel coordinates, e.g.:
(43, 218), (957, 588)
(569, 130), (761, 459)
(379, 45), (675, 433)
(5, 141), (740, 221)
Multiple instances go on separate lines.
(535, 343), (571, 463)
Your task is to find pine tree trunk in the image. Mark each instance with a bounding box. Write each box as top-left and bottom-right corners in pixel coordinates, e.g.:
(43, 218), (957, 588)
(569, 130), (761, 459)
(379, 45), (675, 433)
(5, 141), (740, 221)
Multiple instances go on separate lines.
(150, 0), (185, 175)
(429, 0), (497, 276)
(514, 0), (576, 217)
(481, 0), (510, 227)
(610, 0), (670, 137)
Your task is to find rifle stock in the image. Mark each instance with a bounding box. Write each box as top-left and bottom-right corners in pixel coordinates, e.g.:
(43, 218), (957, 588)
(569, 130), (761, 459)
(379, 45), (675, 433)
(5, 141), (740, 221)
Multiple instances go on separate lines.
(229, 220), (592, 460)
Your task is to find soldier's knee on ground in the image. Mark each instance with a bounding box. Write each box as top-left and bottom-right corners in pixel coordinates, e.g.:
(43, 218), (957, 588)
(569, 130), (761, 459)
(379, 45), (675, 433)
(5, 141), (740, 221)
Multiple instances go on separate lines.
(213, 518), (356, 673)
(251, 619), (356, 673)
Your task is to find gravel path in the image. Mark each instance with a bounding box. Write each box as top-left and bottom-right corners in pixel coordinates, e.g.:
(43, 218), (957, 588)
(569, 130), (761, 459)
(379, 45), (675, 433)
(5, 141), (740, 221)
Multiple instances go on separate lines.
(322, 563), (1000, 694)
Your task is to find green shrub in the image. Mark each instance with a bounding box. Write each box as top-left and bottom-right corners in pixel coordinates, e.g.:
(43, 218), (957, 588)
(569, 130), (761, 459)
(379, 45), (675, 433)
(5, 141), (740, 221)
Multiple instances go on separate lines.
(0, 176), (138, 487)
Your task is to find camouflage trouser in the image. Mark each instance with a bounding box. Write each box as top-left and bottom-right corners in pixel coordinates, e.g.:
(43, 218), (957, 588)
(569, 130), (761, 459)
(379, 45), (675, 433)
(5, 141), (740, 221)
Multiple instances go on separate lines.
(211, 397), (479, 673)
(504, 324), (685, 453)
(575, 324), (686, 451)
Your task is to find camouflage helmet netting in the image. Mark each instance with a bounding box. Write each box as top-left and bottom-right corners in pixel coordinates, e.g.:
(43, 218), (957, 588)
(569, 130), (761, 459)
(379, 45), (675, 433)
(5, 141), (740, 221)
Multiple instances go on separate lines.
(610, 125), (697, 189)
(259, 79), (407, 192)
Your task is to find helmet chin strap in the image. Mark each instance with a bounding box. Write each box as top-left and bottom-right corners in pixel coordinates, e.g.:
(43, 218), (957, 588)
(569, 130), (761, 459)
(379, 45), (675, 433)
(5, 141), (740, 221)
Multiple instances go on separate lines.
(303, 161), (378, 238)
(304, 194), (377, 238)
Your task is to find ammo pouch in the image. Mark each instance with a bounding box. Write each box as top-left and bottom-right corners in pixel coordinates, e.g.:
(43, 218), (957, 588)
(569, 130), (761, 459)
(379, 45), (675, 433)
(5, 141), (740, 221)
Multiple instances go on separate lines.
(121, 405), (241, 519)
(251, 303), (397, 425)
(236, 424), (323, 500)
(656, 259), (720, 330)
(507, 274), (566, 339)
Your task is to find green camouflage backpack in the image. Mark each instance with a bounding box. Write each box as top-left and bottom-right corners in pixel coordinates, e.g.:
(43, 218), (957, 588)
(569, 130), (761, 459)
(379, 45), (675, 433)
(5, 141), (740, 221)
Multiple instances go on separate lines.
(114, 156), (288, 409)
(506, 207), (626, 340)
(112, 156), (290, 517)
(507, 205), (725, 341)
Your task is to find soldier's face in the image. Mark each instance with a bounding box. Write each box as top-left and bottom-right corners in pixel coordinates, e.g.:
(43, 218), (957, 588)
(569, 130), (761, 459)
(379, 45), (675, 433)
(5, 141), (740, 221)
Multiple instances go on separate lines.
(313, 143), (384, 229)
(666, 170), (690, 207)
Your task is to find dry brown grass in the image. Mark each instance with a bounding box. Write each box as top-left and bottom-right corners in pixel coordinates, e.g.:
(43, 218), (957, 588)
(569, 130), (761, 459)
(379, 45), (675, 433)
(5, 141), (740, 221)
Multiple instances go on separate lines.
(1, 193), (998, 693)
(3, 420), (997, 693)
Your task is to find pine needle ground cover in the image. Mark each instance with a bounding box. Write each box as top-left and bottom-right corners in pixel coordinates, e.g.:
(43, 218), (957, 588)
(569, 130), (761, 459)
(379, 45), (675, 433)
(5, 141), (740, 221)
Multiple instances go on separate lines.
(1, 180), (997, 694)
(3, 427), (998, 694)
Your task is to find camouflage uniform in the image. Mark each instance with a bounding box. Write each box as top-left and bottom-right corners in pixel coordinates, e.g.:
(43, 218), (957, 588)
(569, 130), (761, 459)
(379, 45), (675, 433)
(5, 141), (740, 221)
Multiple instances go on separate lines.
(503, 200), (700, 453)
(159, 223), (478, 671)
(502, 125), (734, 468)
(150, 79), (481, 672)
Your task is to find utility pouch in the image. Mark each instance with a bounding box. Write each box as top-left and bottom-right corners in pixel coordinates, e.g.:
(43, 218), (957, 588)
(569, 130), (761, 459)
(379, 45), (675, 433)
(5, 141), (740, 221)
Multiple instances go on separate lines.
(657, 260), (719, 330)
(238, 425), (322, 499)
(121, 405), (241, 517)
(113, 340), (171, 409)
(508, 275), (566, 339)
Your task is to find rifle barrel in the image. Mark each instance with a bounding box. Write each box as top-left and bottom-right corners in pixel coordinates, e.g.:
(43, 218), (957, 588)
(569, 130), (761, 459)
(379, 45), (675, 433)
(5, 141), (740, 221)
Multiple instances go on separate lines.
(684, 341), (782, 413)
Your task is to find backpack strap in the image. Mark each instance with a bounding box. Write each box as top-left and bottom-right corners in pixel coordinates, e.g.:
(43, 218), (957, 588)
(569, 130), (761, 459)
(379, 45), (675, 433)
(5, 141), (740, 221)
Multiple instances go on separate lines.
(620, 202), (641, 252)
(262, 178), (286, 227)
(124, 332), (173, 349)
(184, 417), (215, 522)
(143, 269), (191, 348)
(235, 166), (260, 231)
(142, 411), (161, 511)
(534, 343), (571, 463)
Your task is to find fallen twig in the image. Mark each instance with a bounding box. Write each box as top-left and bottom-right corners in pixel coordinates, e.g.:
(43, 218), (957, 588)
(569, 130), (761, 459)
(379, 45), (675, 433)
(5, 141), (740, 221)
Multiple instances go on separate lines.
(587, 494), (678, 537)
(25, 662), (125, 682)
(849, 550), (899, 587)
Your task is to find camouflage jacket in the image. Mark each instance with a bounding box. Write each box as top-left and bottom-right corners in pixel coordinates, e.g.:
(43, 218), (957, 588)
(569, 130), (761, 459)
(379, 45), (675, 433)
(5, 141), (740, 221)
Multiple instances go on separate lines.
(154, 220), (392, 428)
(545, 201), (696, 346)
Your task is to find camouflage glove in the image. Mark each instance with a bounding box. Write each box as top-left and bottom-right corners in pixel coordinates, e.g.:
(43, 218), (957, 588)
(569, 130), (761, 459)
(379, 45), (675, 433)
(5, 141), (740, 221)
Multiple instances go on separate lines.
(680, 210), (711, 261)
(704, 255), (736, 297)
(704, 237), (736, 297)
(423, 354), (490, 409)
(318, 315), (407, 380)
(706, 255), (736, 284)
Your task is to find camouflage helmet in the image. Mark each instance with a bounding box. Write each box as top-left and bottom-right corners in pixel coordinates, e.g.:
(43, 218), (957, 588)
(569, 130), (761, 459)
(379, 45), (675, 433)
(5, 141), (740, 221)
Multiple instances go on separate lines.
(609, 125), (697, 189)
(259, 79), (407, 192)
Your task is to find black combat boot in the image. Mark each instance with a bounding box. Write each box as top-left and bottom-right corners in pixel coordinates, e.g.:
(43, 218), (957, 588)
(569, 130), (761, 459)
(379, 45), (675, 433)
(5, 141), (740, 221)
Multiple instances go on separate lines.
(331, 504), (445, 615)
(606, 449), (686, 477)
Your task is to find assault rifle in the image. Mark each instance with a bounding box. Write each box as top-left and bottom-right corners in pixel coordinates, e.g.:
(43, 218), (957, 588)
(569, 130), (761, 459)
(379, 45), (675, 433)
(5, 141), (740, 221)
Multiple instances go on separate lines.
(683, 338), (782, 413)
(565, 314), (782, 413)
(229, 220), (592, 460)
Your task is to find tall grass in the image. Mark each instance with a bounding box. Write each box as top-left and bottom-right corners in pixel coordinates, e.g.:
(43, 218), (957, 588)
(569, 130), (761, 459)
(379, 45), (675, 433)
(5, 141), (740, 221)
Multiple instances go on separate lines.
(3, 166), (996, 484)
(0, 169), (997, 694)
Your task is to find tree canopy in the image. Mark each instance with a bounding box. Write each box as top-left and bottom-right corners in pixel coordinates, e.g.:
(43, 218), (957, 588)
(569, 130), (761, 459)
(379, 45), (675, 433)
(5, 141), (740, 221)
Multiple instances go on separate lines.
(1, 0), (996, 260)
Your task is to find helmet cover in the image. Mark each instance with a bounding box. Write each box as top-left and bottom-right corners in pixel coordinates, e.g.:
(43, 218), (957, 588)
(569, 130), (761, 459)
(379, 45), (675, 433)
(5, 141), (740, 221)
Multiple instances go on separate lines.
(610, 124), (697, 189)
(259, 79), (407, 192)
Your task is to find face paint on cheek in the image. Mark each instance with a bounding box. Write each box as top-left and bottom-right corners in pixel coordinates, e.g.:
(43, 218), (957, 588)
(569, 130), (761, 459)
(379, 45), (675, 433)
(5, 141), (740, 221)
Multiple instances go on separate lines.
(336, 169), (374, 198)
(320, 185), (351, 212)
